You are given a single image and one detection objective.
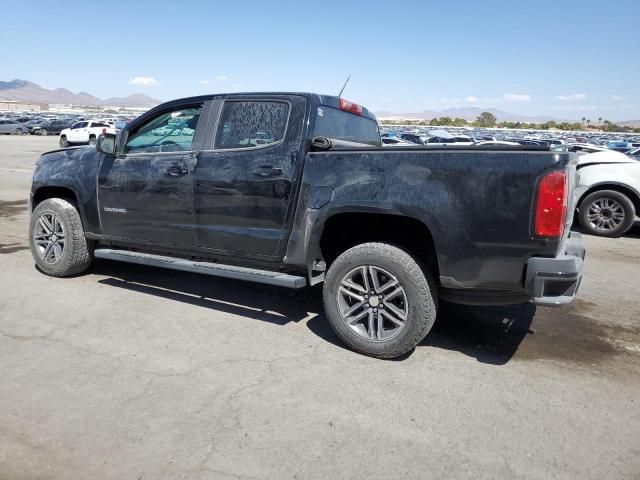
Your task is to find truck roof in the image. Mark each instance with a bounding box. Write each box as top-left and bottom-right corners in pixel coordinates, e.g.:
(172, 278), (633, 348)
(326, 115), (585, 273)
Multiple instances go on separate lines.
(151, 92), (378, 123)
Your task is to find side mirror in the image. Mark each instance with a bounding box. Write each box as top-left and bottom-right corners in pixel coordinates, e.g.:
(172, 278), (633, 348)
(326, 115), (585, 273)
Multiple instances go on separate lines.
(96, 133), (116, 155)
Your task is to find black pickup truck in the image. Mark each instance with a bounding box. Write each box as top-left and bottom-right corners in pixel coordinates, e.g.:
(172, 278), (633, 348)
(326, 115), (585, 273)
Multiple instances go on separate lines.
(29, 93), (585, 358)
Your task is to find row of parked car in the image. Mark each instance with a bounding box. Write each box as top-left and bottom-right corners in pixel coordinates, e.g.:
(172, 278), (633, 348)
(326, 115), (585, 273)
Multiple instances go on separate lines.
(0, 112), (137, 147)
(381, 128), (640, 151)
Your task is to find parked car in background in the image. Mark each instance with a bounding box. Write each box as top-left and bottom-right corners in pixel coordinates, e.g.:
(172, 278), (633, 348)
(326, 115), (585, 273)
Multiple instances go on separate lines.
(425, 130), (474, 146)
(59, 121), (115, 147)
(606, 141), (631, 152)
(31, 119), (73, 136)
(575, 150), (640, 237)
(382, 137), (416, 146)
(0, 119), (29, 135)
(567, 143), (608, 154)
(627, 147), (640, 159)
(400, 133), (427, 144)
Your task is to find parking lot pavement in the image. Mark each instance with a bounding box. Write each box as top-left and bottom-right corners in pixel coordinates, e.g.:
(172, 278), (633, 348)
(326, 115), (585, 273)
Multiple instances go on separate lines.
(1, 135), (639, 480)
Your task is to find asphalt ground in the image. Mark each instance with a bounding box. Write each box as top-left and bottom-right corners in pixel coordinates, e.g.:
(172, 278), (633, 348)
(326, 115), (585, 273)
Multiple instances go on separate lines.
(1, 135), (639, 480)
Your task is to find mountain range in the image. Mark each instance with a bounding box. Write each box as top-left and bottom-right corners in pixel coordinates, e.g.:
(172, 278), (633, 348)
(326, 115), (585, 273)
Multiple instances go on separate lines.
(375, 106), (568, 123)
(0, 79), (161, 107)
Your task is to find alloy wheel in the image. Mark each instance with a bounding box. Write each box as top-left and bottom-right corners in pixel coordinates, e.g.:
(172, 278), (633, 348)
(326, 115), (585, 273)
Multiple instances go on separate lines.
(587, 198), (625, 232)
(33, 213), (65, 264)
(336, 265), (409, 341)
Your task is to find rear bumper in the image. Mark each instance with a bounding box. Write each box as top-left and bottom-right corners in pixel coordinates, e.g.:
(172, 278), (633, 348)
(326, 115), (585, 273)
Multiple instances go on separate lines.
(525, 232), (585, 306)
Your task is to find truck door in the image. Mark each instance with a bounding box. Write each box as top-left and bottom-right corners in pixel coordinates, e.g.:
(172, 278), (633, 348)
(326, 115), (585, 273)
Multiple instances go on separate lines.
(97, 102), (205, 245)
(195, 96), (306, 257)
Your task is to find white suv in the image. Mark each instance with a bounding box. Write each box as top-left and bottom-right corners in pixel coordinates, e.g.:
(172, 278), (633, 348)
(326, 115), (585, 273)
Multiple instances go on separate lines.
(59, 121), (116, 147)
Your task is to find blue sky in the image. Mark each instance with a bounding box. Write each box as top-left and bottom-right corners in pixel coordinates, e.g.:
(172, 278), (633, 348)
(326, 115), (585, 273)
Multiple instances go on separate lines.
(2, 0), (639, 120)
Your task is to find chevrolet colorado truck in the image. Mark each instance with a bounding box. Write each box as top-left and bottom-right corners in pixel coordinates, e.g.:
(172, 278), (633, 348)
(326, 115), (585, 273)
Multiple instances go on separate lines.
(29, 93), (585, 358)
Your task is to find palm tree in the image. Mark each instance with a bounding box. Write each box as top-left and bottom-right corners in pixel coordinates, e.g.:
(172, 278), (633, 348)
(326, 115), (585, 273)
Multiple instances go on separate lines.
(586, 119), (591, 128)
(598, 117), (602, 126)
(581, 116), (586, 125)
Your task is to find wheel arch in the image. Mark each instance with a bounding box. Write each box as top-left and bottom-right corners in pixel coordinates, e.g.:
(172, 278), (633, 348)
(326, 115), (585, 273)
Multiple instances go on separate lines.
(31, 185), (91, 231)
(313, 209), (441, 283)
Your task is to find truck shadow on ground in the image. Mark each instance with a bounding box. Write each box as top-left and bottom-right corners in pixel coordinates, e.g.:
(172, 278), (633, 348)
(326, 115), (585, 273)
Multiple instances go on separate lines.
(93, 260), (541, 365)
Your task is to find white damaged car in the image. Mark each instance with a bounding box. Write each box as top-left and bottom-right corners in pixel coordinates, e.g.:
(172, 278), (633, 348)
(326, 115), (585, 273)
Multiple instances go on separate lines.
(575, 150), (640, 237)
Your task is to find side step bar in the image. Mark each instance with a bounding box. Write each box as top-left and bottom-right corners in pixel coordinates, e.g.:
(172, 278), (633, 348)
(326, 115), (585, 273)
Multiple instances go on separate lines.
(93, 249), (307, 289)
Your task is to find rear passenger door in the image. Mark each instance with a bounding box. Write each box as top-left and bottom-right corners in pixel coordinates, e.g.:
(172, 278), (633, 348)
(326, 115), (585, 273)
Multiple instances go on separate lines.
(195, 96), (307, 257)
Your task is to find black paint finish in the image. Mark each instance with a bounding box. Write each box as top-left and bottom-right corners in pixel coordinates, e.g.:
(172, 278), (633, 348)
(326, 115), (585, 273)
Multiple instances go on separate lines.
(30, 92), (579, 302)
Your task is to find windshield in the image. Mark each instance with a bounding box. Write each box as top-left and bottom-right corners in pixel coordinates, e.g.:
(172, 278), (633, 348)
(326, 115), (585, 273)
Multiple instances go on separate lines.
(314, 106), (381, 146)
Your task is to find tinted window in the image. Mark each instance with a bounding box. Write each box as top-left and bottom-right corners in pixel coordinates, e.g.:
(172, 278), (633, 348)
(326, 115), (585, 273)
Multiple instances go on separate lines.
(92, 122), (109, 128)
(215, 101), (289, 149)
(314, 106), (380, 146)
(125, 104), (202, 154)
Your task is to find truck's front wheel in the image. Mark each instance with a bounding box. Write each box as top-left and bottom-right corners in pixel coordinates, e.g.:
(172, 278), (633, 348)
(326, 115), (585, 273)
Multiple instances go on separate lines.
(29, 198), (93, 277)
(323, 242), (437, 359)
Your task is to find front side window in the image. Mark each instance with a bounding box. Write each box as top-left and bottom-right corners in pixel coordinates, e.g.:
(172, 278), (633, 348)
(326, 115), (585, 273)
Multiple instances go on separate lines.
(125, 104), (203, 154)
(214, 101), (289, 149)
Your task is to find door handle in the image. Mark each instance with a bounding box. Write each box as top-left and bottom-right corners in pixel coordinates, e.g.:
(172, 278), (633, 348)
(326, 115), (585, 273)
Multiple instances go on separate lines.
(250, 165), (284, 177)
(166, 165), (188, 177)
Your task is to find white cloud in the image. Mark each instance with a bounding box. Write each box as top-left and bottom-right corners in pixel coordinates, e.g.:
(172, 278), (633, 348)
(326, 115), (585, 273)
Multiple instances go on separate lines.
(465, 96), (478, 103)
(555, 93), (587, 101)
(612, 96), (624, 101)
(502, 93), (531, 102)
(216, 75), (229, 81)
(200, 79), (210, 85)
(128, 76), (159, 86)
(551, 105), (598, 111)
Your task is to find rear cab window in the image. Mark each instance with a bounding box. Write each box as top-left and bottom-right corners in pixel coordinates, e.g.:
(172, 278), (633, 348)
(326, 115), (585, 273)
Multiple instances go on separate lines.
(314, 106), (381, 146)
(214, 100), (289, 150)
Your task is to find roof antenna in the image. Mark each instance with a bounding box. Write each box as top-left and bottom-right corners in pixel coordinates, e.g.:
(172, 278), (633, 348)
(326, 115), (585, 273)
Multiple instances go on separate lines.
(338, 74), (351, 98)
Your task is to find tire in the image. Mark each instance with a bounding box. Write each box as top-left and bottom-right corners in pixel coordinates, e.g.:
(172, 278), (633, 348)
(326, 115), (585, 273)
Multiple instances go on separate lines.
(323, 242), (437, 359)
(88, 135), (97, 145)
(578, 190), (635, 238)
(15, 128), (23, 135)
(59, 136), (69, 148)
(29, 198), (93, 277)
(40, 129), (48, 136)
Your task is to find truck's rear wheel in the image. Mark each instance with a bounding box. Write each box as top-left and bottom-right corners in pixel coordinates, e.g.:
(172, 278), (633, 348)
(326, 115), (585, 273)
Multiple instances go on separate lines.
(88, 135), (97, 145)
(29, 198), (93, 277)
(323, 242), (437, 359)
(578, 190), (635, 237)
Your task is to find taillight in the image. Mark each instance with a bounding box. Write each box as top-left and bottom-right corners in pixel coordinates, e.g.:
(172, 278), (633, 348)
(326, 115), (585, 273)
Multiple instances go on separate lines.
(534, 170), (567, 237)
(339, 98), (363, 115)
(102, 128), (107, 134)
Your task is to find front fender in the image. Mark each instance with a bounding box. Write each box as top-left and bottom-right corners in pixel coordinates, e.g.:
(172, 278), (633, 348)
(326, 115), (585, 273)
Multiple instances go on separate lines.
(31, 147), (102, 233)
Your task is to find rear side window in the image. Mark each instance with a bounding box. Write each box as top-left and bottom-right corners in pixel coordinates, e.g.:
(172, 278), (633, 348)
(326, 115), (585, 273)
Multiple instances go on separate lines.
(215, 101), (289, 149)
(314, 106), (380, 146)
